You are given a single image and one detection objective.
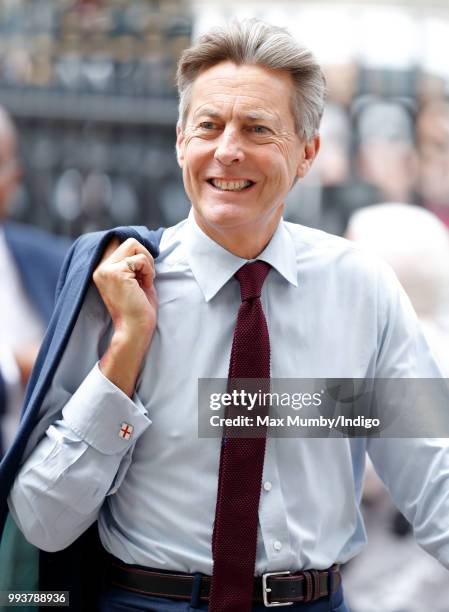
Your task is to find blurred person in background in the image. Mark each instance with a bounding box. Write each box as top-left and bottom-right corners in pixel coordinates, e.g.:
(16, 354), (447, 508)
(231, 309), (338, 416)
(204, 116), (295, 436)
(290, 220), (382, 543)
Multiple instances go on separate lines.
(0, 105), (70, 601)
(345, 202), (449, 612)
(0, 106), (70, 458)
(284, 102), (354, 235)
(355, 100), (418, 207)
(309, 103), (352, 235)
(310, 100), (391, 237)
(416, 100), (449, 228)
(346, 203), (449, 376)
(285, 99), (420, 238)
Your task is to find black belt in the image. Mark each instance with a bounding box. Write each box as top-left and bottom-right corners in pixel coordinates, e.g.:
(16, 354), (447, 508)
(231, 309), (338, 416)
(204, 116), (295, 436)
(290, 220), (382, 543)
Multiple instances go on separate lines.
(106, 556), (341, 607)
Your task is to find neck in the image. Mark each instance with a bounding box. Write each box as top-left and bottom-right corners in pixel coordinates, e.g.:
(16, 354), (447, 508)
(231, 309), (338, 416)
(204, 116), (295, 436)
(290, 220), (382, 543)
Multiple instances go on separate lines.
(193, 209), (283, 259)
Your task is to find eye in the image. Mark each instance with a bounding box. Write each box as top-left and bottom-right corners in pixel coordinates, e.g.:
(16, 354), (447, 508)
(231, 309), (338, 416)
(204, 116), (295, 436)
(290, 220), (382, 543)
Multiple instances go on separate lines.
(199, 121), (217, 130)
(250, 125), (270, 134)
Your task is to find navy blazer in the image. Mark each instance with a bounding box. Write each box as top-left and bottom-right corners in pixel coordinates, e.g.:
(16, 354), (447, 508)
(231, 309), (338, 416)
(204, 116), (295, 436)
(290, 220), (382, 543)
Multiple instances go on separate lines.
(0, 225), (163, 611)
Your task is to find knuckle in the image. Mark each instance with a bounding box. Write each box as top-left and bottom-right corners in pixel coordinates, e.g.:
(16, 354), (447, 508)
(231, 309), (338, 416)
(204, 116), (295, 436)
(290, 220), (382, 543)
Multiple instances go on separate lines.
(94, 262), (113, 280)
(125, 238), (139, 248)
(93, 269), (104, 286)
(143, 251), (153, 265)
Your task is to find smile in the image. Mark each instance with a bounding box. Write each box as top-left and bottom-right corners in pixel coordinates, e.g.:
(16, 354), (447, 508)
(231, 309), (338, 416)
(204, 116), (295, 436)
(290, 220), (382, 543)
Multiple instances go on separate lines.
(207, 179), (255, 192)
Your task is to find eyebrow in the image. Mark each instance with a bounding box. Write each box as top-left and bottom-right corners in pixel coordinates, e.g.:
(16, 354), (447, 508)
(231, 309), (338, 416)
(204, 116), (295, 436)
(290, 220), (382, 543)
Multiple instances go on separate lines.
(193, 108), (222, 121)
(193, 107), (276, 124)
(243, 111), (275, 123)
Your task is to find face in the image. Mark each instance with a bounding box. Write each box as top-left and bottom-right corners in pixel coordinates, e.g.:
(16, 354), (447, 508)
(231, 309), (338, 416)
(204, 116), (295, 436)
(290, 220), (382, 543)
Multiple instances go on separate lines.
(176, 61), (319, 244)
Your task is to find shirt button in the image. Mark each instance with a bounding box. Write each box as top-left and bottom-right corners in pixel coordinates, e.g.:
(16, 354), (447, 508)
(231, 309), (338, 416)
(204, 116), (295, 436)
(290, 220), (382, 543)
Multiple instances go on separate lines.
(273, 541), (282, 551)
(263, 481), (272, 492)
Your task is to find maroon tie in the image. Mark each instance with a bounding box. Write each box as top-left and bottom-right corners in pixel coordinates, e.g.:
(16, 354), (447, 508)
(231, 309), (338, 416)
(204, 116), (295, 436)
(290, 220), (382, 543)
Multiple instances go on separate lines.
(209, 261), (271, 612)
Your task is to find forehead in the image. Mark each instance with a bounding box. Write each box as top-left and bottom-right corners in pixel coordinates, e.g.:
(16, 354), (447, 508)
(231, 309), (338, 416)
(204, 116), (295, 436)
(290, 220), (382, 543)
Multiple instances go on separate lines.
(188, 61), (296, 127)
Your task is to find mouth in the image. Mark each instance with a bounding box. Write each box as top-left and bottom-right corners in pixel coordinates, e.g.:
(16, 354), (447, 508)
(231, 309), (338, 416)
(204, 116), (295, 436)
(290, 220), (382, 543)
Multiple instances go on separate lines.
(207, 178), (255, 192)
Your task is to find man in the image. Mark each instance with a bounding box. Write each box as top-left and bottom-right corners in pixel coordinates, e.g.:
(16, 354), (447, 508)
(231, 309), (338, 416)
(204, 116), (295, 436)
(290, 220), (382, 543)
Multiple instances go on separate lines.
(0, 106), (70, 600)
(0, 107), (70, 457)
(4, 20), (449, 612)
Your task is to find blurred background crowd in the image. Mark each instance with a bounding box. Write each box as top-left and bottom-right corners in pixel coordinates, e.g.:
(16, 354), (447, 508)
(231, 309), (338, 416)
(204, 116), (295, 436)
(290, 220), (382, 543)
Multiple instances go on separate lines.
(1, 1), (449, 610)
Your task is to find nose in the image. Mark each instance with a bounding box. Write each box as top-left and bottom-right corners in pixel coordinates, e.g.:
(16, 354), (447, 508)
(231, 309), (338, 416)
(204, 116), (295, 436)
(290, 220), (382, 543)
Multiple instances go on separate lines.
(214, 128), (245, 165)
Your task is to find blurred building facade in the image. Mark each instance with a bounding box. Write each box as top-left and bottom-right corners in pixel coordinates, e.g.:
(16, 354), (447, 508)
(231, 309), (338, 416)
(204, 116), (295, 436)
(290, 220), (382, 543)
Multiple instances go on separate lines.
(0, 0), (191, 236)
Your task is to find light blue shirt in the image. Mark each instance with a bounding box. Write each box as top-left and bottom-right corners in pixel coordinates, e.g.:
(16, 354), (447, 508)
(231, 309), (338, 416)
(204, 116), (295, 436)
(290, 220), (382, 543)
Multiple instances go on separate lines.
(8, 212), (449, 574)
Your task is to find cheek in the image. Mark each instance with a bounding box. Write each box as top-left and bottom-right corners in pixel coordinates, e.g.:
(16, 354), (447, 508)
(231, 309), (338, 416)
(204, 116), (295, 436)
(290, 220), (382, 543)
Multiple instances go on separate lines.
(260, 145), (297, 184)
(183, 139), (213, 173)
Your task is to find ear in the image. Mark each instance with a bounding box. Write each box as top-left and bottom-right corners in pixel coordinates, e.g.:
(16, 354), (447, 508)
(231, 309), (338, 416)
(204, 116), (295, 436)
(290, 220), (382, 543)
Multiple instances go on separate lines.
(176, 122), (185, 169)
(296, 134), (320, 179)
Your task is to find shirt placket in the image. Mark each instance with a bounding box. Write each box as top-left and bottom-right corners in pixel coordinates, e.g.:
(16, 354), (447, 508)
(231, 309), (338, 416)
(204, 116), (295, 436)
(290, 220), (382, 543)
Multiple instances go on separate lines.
(258, 436), (296, 572)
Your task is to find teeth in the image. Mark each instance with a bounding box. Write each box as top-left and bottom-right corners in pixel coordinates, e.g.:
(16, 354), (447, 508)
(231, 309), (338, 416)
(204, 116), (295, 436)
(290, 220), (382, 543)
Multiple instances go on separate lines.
(211, 179), (252, 191)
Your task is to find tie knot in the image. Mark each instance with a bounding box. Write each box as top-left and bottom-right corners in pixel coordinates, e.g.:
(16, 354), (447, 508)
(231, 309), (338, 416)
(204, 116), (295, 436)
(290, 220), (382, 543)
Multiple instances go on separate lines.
(235, 260), (271, 301)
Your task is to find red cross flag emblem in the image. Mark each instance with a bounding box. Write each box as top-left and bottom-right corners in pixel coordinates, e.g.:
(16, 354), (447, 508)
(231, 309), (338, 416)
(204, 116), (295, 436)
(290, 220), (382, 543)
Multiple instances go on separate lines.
(119, 422), (134, 440)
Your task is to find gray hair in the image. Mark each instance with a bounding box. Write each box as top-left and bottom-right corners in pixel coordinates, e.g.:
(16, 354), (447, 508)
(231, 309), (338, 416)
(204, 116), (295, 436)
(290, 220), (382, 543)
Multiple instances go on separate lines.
(176, 19), (327, 141)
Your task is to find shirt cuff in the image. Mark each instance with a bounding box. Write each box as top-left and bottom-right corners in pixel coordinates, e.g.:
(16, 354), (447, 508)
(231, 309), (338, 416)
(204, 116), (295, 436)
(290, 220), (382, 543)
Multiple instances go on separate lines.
(62, 363), (151, 455)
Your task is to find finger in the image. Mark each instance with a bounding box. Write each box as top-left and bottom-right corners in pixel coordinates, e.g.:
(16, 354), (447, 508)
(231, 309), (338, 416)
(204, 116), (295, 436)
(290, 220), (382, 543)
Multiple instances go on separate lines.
(98, 237), (120, 266)
(108, 238), (153, 267)
(122, 253), (154, 288)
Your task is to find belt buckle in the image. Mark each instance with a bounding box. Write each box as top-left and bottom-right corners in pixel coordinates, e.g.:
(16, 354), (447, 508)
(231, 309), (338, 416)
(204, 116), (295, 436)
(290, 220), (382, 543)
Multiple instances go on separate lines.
(262, 571), (293, 607)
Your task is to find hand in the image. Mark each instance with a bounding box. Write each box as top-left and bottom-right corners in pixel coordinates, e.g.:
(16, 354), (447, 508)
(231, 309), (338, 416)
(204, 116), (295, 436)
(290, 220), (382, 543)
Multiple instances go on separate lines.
(93, 237), (158, 397)
(93, 237), (158, 342)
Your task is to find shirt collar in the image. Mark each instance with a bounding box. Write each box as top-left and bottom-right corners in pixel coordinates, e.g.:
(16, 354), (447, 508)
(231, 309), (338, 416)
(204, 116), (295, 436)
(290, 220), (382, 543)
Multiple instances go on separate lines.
(183, 210), (298, 302)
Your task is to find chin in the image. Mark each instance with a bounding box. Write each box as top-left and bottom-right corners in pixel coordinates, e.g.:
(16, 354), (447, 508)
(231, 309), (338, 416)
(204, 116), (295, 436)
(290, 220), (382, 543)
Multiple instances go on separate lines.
(199, 202), (256, 230)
